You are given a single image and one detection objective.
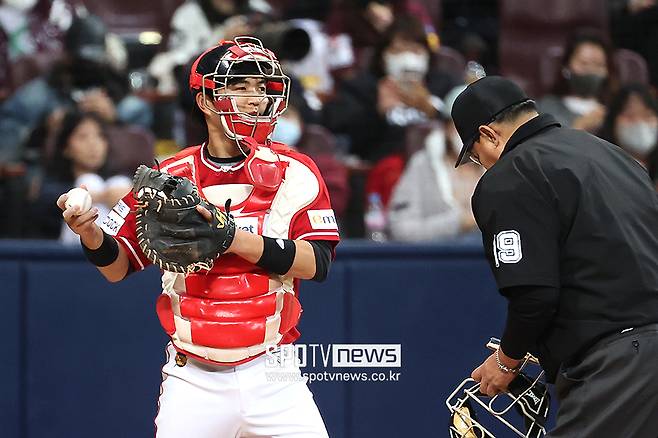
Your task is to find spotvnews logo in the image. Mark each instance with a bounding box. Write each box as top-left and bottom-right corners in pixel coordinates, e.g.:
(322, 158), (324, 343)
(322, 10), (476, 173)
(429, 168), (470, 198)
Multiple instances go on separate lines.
(265, 344), (402, 368)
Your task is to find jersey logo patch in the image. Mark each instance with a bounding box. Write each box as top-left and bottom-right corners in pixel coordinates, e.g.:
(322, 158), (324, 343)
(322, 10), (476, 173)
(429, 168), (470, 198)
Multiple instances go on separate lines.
(234, 216), (259, 235)
(113, 200), (130, 218)
(307, 209), (338, 230)
(100, 210), (125, 236)
(493, 230), (522, 267)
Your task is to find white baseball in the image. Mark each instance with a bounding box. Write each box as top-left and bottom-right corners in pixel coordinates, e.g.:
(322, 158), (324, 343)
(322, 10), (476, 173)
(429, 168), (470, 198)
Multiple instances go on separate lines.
(65, 187), (93, 214)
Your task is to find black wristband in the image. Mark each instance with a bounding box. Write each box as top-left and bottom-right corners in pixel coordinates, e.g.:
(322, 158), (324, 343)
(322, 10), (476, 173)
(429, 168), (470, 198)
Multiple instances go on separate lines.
(82, 231), (119, 267)
(256, 236), (296, 275)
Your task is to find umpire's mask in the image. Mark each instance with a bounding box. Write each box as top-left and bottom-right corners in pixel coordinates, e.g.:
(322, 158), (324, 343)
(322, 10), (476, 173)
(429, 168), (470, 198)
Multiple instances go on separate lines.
(446, 341), (550, 438)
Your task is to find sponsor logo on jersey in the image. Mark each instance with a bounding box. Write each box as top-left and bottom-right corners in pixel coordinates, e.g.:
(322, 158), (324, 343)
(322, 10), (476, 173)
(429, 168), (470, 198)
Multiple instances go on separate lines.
(307, 209), (338, 230)
(234, 216), (259, 234)
(100, 210), (125, 236)
(113, 200), (130, 218)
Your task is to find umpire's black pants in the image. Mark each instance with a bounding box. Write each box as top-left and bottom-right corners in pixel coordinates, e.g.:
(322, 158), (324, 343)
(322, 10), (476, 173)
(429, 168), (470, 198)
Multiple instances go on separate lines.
(548, 324), (658, 438)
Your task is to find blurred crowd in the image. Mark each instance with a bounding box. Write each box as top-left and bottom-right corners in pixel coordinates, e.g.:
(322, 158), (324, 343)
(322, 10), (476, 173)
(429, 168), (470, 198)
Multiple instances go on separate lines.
(0, 0), (657, 243)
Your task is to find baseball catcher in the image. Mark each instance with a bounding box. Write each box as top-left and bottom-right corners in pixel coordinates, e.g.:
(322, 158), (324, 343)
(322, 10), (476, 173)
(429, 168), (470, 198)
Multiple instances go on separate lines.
(57, 36), (339, 437)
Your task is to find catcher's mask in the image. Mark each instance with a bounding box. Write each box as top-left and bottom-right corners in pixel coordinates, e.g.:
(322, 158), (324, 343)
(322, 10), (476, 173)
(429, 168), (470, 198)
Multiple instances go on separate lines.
(189, 36), (290, 145)
(446, 339), (551, 438)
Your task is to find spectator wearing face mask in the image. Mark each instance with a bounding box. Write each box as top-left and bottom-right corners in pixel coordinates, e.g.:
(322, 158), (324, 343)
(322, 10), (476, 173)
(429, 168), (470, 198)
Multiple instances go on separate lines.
(598, 83), (658, 187)
(323, 15), (454, 162)
(538, 29), (619, 133)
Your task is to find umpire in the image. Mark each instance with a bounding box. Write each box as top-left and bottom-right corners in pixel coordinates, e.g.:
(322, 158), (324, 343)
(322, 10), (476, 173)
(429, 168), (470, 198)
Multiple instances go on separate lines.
(452, 76), (658, 437)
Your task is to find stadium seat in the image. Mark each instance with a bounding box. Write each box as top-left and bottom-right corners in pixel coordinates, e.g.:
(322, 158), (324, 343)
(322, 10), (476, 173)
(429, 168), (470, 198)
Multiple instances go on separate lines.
(499, 0), (609, 97)
(433, 46), (466, 81)
(297, 124), (338, 156)
(105, 125), (155, 176)
(296, 124), (349, 218)
(9, 50), (63, 92)
(79, 0), (184, 70)
(538, 45), (566, 95)
(539, 45), (650, 93)
(418, 0), (442, 28)
(614, 48), (650, 85)
(80, 0), (184, 37)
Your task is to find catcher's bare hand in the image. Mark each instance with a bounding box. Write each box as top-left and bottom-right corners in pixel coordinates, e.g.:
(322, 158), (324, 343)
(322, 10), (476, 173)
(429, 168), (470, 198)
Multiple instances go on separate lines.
(57, 186), (103, 247)
(196, 204), (212, 222)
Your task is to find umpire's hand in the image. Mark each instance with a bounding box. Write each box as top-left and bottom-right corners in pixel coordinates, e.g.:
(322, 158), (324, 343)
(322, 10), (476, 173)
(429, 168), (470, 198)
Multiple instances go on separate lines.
(471, 352), (520, 397)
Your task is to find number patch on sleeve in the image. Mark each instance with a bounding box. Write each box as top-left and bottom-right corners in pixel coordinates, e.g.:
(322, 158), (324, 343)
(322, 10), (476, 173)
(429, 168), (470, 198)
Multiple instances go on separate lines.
(493, 230), (522, 267)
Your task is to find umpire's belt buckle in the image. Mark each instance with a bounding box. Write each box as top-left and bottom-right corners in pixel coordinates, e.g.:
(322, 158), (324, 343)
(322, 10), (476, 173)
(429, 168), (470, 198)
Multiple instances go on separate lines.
(175, 352), (187, 367)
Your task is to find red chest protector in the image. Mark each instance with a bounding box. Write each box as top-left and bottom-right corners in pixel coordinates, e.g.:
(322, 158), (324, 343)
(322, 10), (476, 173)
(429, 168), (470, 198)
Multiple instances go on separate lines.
(155, 141), (301, 365)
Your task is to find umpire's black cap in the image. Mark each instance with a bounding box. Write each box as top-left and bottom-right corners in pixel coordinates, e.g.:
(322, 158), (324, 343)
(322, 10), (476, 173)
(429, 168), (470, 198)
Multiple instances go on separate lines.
(452, 76), (530, 167)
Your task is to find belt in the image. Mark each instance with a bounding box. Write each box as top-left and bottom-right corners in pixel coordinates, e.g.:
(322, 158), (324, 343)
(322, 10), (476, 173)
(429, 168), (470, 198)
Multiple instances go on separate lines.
(599, 322), (658, 345)
(566, 322), (658, 367)
(171, 346), (274, 373)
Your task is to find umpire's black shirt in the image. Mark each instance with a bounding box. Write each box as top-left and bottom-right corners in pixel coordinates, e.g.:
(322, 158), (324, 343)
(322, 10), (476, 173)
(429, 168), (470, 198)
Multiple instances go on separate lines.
(472, 113), (658, 376)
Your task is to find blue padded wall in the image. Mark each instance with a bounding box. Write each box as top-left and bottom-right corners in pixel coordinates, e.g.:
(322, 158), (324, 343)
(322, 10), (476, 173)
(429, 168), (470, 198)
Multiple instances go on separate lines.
(0, 262), (21, 438)
(23, 262), (166, 438)
(346, 257), (504, 437)
(1, 240), (550, 438)
(297, 263), (349, 438)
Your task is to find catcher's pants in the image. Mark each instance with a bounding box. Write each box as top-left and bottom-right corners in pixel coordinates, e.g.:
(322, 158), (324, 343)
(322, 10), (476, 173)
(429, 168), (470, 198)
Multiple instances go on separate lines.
(548, 323), (658, 438)
(155, 343), (329, 438)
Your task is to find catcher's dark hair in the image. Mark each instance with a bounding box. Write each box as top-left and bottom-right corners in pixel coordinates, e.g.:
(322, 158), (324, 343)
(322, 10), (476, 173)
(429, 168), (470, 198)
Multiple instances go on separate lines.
(192, 43), (275, 93)
(48, 110), (110, 183)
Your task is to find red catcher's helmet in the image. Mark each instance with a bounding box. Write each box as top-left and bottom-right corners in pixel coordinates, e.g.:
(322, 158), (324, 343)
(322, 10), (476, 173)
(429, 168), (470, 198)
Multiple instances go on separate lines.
(189, 36), (290, 144)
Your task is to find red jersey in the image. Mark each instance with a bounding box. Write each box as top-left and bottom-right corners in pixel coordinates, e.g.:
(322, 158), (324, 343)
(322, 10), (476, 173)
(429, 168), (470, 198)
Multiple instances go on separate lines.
(101, 144), (340, 364)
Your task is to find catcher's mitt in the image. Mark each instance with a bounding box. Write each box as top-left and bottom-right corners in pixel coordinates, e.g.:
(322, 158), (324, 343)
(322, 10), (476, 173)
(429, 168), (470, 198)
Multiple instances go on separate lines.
(132, 164), (236, 273)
